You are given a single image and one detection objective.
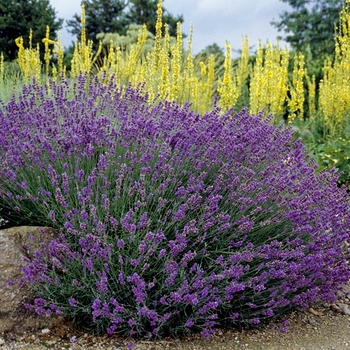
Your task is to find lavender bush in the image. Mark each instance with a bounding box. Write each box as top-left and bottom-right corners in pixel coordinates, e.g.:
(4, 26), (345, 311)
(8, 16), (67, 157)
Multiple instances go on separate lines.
(0, 75), (349, 339)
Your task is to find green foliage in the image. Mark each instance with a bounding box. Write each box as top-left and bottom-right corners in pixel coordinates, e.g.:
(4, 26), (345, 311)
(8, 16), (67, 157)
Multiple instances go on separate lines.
(96, 24), (158, 55)
(126, 0), (184, 37)
(2, 59), (21, 77)
(66, 0), (184, 46)
(271, 1), (350, 188)
(272, 0), (342, 58)
(66, 0), (129, 43)
(316, 137), (350, 188)
(0, 60), (24, 101)
(290, 115), (350, 191)
(302, 44), (328, 85)
(0, 0), (63, 61)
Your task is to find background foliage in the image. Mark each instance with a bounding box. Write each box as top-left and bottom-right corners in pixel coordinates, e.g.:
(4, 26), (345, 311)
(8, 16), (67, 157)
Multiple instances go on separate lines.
(66, 0), (184, 46)
(272, 0), (342, 58)
(66, 0), (129, 42)
(0, 0), (63, 61)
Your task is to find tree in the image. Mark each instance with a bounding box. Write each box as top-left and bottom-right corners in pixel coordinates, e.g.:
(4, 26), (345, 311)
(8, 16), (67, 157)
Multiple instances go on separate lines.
(0, 0), (63, 61)
(67, 0), (184, 42)
(271, 0), (343, 58)
(125, 0), (184, 37)
(66, 0), (129, 42)
(197, 43), (224, 58)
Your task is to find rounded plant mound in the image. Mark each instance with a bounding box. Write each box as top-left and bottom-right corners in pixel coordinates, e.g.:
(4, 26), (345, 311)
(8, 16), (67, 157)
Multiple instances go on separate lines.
(0, 76), (349, 339)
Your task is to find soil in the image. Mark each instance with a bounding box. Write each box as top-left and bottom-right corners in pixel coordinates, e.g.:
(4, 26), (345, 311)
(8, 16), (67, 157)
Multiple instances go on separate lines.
(1, 301), (350, 350)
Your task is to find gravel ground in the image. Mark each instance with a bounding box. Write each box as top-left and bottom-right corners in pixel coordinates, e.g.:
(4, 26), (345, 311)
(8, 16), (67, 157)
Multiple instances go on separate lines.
(1, 303), (350, 350)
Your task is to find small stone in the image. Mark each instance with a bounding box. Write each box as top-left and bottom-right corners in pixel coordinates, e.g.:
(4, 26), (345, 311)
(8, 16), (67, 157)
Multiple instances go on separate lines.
(0, 337), (5, 345)
(337, 290), (345, 299)
(41, 328), (50, 334)
(337, 303), (350, 316)
(308, 319), (316, 325)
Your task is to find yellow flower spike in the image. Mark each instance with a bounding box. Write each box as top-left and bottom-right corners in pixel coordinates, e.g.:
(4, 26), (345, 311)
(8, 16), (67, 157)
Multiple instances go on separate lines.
(15, 37), (24, 50)
(319, 1), (350, 137)
(170, 22), (183, 101)
(288, 53), (305, 123)
(154, 0), (163, 69)
(127, 45), (137, 80)
(15, 37), (26, 76)
(134, 25), (147, 60)
(56, 32), (65, 78)
(250, 41), (264, 114)
(276, 49), (289, 115)
(92, 40), (103, 66)
(127, 25), (147, 84)
(105, 40), (117, 77)
(15, 32), (41, 83)
(200, 61), (206, 76)
(265, 42), (276, 113)
(71, 3), (102, 78)
(43, 26), (52, 79)
(81, 4), (86, 43)
(250, 41), (289, 121)
(187, 22), (193, 53)
(183, 24), (197, 107)
(115, 46), (122, 81)
(145, 50), (155, 101)
(133, 63), (146, 88)
(52, 66), (57, 81)
(29, 29), (33, 51)
(236, 36), (249, 91)
(218, 42), (239, 111)
(159, 23), (170, 99)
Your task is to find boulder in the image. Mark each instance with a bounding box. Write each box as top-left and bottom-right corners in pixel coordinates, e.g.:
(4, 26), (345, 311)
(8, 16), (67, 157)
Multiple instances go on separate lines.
(0, 226), (63, 333)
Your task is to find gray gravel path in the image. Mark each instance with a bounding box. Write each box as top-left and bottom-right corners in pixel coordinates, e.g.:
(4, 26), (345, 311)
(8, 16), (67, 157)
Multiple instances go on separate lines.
(1, 306), (350, 350)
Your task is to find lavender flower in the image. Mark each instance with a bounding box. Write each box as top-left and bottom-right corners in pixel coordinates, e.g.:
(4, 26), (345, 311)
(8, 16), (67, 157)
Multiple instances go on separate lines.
(68, 298), (77, 307)
(2, 75), (349, 340)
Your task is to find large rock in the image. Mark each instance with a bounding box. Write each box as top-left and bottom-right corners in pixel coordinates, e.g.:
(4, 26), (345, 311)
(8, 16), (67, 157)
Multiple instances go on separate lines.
(0, 226), (63, 333)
